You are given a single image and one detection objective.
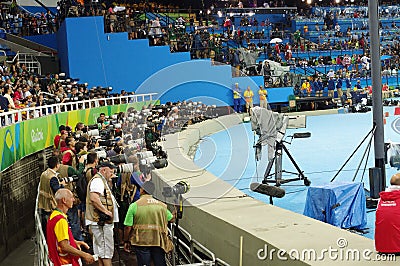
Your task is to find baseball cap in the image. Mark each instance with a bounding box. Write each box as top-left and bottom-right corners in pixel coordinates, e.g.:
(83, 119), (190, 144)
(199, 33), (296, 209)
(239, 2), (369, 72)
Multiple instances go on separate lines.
(99, 161), (117, 169)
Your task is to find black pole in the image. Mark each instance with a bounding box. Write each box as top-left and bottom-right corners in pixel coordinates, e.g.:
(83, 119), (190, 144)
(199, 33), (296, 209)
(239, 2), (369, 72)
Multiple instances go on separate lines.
(369, 0), (386, 193)
(33, 0), (56, 16)
(172, 194), (183, 266)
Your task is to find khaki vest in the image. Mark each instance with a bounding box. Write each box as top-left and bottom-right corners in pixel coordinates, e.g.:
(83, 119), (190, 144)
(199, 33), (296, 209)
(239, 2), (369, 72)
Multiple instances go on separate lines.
(86, 174), (114, 224)
(57, 164), (69, 179)
(38, 169), (57, 212)
(129, 195), (173, 253)
(120, 172), (137, 202)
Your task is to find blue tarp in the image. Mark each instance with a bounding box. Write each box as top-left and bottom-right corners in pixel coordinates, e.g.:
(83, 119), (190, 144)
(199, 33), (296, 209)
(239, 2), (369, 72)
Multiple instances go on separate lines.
(303, 182), (367, 229)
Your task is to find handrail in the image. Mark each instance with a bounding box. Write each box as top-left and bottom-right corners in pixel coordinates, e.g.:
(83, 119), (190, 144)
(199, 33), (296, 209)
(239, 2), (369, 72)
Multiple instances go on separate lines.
(34, 178), (52, 266)
(0, 93), (158, 127)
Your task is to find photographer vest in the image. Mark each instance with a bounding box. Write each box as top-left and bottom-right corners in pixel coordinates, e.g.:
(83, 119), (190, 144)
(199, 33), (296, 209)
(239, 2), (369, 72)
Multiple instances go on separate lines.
(86, 174), (114, 224)
(85, 167), (97, 183)
(38, 169), (57, 212)
(129, 194), (173, 253)
(120, 172), (137, 202)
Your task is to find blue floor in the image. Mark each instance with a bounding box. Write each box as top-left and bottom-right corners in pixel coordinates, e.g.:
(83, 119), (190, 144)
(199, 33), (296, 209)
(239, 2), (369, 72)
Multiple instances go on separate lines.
(194, 106), (400, 240)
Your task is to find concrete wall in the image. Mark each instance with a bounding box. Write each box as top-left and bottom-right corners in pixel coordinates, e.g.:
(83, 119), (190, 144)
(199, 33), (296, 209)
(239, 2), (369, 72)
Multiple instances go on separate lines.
(152, 114), (396, 265)
(0, 149), (46, 262)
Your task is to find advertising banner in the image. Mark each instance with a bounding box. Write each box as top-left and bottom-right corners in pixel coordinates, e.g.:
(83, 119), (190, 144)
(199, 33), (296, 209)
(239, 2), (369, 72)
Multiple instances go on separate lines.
(0, 100), (158, 171)
(23, 116), (55, 157)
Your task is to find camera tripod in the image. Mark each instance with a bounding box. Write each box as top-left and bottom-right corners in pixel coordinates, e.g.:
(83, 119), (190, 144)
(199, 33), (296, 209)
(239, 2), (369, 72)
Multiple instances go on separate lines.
(262, 140), (311, 187)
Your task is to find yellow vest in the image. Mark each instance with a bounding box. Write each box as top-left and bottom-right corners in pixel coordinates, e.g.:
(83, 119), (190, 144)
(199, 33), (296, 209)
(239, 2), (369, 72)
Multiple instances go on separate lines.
(233, 90), (241, 99)
(244, 90), (254, 102)
(259, 89), (267, 101)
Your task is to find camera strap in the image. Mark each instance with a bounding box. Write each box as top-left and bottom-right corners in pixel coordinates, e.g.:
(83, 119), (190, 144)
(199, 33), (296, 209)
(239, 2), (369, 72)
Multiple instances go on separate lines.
(104, 188), (109, 209)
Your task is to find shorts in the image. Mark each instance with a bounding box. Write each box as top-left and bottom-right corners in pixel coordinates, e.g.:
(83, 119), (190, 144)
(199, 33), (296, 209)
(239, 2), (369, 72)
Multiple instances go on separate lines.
(90, 224), (114, 259)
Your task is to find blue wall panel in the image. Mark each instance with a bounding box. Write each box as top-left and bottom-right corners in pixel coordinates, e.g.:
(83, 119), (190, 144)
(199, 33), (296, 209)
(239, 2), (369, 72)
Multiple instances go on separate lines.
(136, 60), (234, 105)
(57, 21), (69, 75)
(59, 16), (191, 93)
(24, 34), (58, 50)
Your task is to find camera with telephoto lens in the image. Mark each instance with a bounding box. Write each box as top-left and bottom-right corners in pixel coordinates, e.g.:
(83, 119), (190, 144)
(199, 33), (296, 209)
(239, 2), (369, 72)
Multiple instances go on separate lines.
(59, 175), (79, 183)
(116, 163), (135, 174)
(97, 139), (117, 147)
(97, 212), (111, 226)
(162, 181), (190, 197)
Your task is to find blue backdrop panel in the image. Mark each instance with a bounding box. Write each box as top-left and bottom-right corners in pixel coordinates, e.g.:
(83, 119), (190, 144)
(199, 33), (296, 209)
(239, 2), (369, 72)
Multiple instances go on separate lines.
(57, 21), (70, 75)
(24, 34), (58, 50)
(135, 60), (235, 105)
(57, 16), (190, 93)
(304, 182), (367, 230)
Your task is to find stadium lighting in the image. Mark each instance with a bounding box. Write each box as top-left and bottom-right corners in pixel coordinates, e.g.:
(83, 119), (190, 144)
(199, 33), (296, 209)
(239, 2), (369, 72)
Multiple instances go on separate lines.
(306, 0), (312, 4)
(335, 0), (341, 3)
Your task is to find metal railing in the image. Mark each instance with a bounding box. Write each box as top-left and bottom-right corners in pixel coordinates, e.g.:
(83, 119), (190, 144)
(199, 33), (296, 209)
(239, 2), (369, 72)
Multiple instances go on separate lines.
(11, 52), (42, 74)
(169, 223), (230, 266)
(0, 93), (157, 127)
(34, 181), (52, 266)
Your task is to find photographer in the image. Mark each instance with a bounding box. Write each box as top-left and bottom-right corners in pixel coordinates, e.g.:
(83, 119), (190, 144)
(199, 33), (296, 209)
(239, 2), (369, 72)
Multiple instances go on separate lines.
(115, 155), (150, 246)
(38, 156), (66, 234)
(97, 113), (109, 129)
(123, 181), (173, 266)
(86, 161), (119, 266)
(54, 125), (68, 153)
(61, 137), (77, 168)
(145, 124), (159, 151)
(75, 122), (85, 135)
(85, 152), (99, 183)
(57, 155), (86, 241)
(75, 152), (99, 233)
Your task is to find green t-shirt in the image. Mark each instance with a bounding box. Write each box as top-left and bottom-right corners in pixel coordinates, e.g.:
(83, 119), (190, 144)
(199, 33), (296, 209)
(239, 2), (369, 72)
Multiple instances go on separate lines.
(124, 196), (173, 227)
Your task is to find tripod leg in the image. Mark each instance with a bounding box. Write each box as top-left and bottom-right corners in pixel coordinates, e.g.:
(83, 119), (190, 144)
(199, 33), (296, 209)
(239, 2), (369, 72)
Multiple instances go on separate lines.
(262, 157), (275, 182)
(275, 146), (283, 185)
(282, 144), (311, 186)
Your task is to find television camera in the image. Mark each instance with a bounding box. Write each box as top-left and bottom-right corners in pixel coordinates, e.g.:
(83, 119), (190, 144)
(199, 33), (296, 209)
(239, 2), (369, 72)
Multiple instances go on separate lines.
(250, 107), (311, 203)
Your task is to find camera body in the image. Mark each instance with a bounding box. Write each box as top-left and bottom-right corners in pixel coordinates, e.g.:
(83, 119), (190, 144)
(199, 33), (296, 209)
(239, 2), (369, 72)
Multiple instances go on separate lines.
(97, 212), (111, 226)
(162, 181), (190, 197)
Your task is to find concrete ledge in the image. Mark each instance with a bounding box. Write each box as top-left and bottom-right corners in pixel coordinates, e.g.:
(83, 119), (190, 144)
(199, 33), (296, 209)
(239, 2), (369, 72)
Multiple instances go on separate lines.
(152, 114), (397, 265)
